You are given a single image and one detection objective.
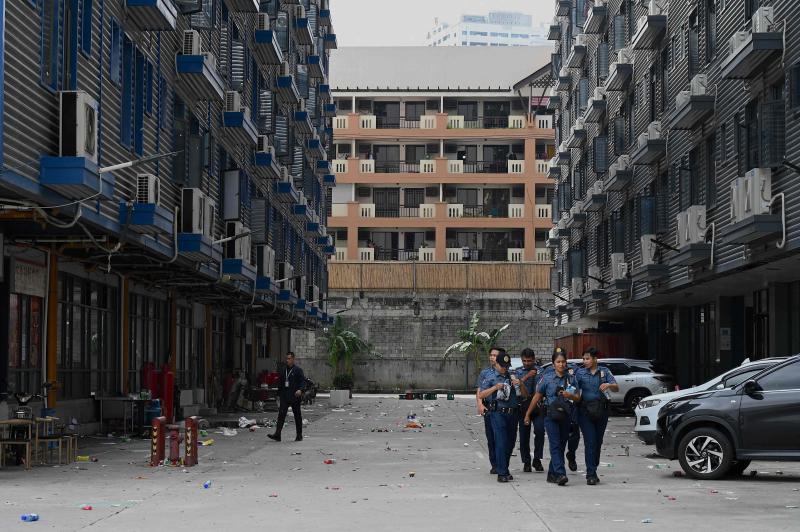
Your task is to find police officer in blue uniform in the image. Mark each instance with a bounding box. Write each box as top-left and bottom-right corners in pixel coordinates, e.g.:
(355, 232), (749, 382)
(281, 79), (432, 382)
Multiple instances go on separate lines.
(575, 347), (619, 485)
(524, 347), (579, 486)
(476, 347), (500, 474)
(514, 348), (544, 472)
(478, 350), (521, 483)
(538, 362), (581, 472)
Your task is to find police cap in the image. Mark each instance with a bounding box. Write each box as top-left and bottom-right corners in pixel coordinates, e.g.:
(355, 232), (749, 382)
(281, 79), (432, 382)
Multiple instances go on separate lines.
(496, 352), (512, 368)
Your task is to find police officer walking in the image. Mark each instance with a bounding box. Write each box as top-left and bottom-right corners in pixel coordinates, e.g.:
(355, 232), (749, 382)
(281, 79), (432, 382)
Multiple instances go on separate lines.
(575, 347), (619, 485)
(524, 348), (579, 486)
(476, 347), (500, 474)
(514, 348), (544, 472)
(268, 352), (307, 442)
(478, 350), (521, 483)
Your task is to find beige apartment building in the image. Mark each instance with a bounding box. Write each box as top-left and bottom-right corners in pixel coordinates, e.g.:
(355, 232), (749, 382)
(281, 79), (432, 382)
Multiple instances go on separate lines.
(326, 47), (556, 292)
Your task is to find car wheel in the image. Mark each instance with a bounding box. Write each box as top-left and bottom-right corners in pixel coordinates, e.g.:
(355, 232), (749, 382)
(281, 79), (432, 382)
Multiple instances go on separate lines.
(727, 460), (752, 476)
(677, 427), (733, 480)
(624, 389), (650, 412)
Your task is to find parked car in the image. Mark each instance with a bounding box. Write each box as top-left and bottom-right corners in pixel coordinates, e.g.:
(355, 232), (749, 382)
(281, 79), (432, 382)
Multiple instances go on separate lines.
(635, 358), (787, 444)
(655, 355), (800, 480)
(540, 358), (673, 411)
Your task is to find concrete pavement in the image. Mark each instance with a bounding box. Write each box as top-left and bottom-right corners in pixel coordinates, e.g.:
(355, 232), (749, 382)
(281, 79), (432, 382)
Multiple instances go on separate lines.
(1, 396), (798, 531)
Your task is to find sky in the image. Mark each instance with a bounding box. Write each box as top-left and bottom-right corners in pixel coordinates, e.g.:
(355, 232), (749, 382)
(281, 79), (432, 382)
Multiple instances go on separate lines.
(331, 0), (556, 47)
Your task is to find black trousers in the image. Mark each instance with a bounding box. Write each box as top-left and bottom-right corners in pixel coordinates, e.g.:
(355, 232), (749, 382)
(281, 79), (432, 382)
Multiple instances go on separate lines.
(275, 397), (302, 437)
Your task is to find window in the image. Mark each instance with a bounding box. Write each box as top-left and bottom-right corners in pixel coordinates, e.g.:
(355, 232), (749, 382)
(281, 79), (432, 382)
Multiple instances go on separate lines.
(578, 78), (589, 114)
(80, 0), (92, 55)
(791, 63), (800, 109)
(722, 368), (761, 389)
(173, 98), (187, 183)
(595, 218), (609, 267)
(625, 91), (635, 148)
(718, 122), (728, 162)
(705, 0), (717, 61)
(612, 212), (625, 253)
(134, 50), (145, 156)
(120, 35), (134, 149)
(7, 294), (43, 396)
(159, 75), (171, 132)
(607, 363), (631, 376)
(613, 15), (625, 50)
(757, 362), (800, 391)
(762, 82), (786, 168)
(40, 0), (59, 90)
(613, 116), (625, 155)
(146, 62), (154, 116)
(706, 134), (717, 208)
(593, 135), (608, 174)
(128, 294), (168, 392)
(688, 11), (699, 80)
(63, 0), (79, 90)
(109, 17), (122, 86)
(637, 196), (656, 236)
(597, 41), (609, 84)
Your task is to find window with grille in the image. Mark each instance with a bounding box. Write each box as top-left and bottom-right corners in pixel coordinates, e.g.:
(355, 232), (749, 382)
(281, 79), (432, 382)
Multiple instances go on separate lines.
(613, 116), (625, 155)
(593, 136), (608, 174)
(612, 211), (625, 253)
(597, 41), (609, 84)
(706, 134), (717, 208)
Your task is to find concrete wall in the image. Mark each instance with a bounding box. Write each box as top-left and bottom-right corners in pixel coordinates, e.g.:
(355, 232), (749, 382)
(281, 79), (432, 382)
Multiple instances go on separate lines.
(292, 291), (572, 391)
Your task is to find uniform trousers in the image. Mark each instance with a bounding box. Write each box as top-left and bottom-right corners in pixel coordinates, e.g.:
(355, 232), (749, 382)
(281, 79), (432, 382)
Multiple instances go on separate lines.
(544, 415), (572, 477)
(577, 409), (609, 478)
(488, 411), (517, 476)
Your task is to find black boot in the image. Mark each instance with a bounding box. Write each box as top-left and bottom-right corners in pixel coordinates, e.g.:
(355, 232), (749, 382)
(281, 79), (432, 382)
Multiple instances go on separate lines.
(523, 463), (532, 473)
(566, 452), (577, 472)
(532, 458), (544, 472)
(267, 433), (281, 442)
(295, 435), (303, 441)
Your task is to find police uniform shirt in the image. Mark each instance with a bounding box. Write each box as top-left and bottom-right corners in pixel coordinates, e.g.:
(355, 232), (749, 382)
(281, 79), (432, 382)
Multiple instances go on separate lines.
(513, 365), (540, 398)
(476, 366), (497, 389)
(575, 365), (617, 402)
(536, 368), (578, 405)
(480, 370), (518, 408)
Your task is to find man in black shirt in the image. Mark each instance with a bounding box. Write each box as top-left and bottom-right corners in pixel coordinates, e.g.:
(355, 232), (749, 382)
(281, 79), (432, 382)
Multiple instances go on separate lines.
(268, 352), (307, 442)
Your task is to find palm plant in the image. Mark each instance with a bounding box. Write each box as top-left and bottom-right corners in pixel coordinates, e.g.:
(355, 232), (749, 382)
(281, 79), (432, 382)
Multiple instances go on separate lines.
(444, 312), (510, 374)
(323, 316), (373, 378)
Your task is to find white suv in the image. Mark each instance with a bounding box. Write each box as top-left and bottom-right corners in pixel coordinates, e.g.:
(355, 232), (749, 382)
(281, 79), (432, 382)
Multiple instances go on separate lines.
(541, 358), (673, 411)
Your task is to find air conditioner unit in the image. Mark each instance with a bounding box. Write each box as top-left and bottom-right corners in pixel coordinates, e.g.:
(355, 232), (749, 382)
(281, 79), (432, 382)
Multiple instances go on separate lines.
(593, 87), (606, 100)
(557, 215), (568, 231)
(182, 30), (201, 56)
(587, 265), (601, 291)
(574, 117), (585, 131)
(295, 275), (307, 301)
(225, 91), (242, 113)
(280, 61), (292, 76)
(307, 284), (320, 304)
(752, 6), (774, 33)
(225, 221), (251, 263)
(617, 154), (631, 169)
(589, 179), (604, 196)
(742, 167), (772, 219)
(648, 0), (667, 16)
(277, 262), (294, 288)
(181, 188), (207, 234)
(676, 206), (707, 247)
(136, 174), (160, 204)
(611, 252), (627, 280)
(297, 194), (308, 207)
(256, 135), (275, 157)
(570, 201), (584, 216)
(729, 178), (742, 223)
(647, 120), (662, 139)
(256, 245), (276, 278)
(640, 234), (657, 266)
(571, 277), (585, 297)
(257, 13), (270, 31)
(637, 132), (650, 150)
(280, 166), (291, 183)
(574, 34), (586, 47)
(59, 91), (99, 164)
(618, 47), (633, 64)
(729, 31), (749, 55)
(690, 74), (708, 95)
(558, 141), (568, 153)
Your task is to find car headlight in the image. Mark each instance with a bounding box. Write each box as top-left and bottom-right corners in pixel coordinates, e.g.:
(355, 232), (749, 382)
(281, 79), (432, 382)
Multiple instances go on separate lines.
(638, 398), (662, 410)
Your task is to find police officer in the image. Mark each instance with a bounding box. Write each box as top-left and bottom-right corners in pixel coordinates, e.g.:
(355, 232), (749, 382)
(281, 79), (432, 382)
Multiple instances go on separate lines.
(524, 347), (579, 486)
(476, 347), (499, 474)
(478, 350), (521, 483)
(514, 348), (544, 472)
(539, 362), (581, 472)
(575, 347), (619, 485)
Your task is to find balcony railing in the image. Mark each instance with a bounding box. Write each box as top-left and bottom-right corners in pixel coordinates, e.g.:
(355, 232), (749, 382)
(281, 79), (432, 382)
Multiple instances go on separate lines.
(374, 249), (421, 261)
(374, 207), (421, 218)
(445, 248), (521, 262)
(463, 161), (509, 173)
(459, 205), (510, 218)
(375, 116), (422, 129)
(374, 160), (421, 173)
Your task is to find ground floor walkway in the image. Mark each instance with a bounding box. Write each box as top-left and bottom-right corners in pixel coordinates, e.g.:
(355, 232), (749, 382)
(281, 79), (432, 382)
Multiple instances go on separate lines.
(1, 396), (798, 531)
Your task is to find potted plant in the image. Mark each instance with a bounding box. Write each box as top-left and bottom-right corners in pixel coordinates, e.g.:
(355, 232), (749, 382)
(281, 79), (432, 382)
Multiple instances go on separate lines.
(323, 317), (374, 405)
(444, 312), (509, 390)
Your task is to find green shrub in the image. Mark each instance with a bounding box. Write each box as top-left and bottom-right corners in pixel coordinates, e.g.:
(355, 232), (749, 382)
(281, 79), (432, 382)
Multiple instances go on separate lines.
(333, 374), (354, 390)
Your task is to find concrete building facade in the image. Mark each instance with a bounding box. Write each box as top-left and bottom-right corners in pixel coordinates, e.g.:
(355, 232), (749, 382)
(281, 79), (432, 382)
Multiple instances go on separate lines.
(427, 11), (548, 47)
(292, 47), (571, 390)
(0, 0), (337, 426)
(547, 0), (800, 387)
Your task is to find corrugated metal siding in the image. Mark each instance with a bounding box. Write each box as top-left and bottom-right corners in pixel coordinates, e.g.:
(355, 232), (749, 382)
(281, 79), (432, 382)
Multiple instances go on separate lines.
(3, 1), (334, 273)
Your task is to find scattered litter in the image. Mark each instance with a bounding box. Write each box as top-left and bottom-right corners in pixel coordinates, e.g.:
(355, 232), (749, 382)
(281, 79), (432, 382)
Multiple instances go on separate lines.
(291, 452), (302, 456)
(134, 476), (147, 480)
(749, 470), (758, 477)
(710, 490), (719, 494)
(81, 505), (92, 511)
(220, 428), (237, 437)
(269, 493), (278, 498)
(612, 520), (625, 523)
(785, 505), (797, 509)
(641, 518), (653, 524)
(200, 439), (214, 446)
(238, 417), (257, 428)
(599, 462), (614, 468)
(76, 455), (97, 462)
(302, 419), (310, 425)
(441, 494), (448, 498)
(249, 426), (259, 432)
(463, 443), (469, 447)
(326, 486), (341, 491)
(323, 459), (335, 465)
(20, 514), (39, 522)
(667, 497), (677, 501)
(408, 472), (416, 478)
(405, 420), (423, 429)
(725, 497), (738, 501)
(672, 471), (684, 477)
(776, 471), (784, 475)
(424, 407), (435, 412)
(203, 481), (212, 489)
(331, 409), (346, 412)
(200, 430), (208, 437)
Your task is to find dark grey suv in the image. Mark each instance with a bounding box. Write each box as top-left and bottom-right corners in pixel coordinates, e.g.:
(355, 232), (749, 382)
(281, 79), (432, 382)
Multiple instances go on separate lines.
(655, 355), (800, 479)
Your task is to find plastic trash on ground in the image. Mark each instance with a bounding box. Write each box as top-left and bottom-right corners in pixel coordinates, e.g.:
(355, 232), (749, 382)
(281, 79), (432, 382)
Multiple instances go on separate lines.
(238, 417), (257, 428)
(221, 428), (237, 436)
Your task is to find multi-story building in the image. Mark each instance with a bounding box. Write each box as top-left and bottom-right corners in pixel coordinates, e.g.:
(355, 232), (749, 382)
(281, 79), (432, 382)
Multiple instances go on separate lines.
(427, 11), (548, 47)
(548, 0), (800, 386)
(289, 47), (562, 390)
(0, 0), (336, 424)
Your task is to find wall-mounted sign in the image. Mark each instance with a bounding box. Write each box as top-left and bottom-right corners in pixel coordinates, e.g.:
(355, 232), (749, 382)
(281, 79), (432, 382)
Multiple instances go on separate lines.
(10, 258), (47, 298)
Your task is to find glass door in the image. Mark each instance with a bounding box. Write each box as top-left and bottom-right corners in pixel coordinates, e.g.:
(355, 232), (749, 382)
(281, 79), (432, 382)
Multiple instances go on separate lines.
(373, 188), (400, 218)
(371, 232), (399, 260)
(483, 189), (510, 217)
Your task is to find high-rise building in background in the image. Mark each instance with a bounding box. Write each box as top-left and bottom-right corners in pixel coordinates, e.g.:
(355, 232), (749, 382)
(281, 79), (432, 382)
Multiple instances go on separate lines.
(427, 11), (548, 47)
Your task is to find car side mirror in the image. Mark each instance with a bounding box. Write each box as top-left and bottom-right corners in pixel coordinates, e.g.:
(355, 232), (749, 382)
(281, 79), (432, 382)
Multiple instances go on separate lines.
(743, 380), (762, 395)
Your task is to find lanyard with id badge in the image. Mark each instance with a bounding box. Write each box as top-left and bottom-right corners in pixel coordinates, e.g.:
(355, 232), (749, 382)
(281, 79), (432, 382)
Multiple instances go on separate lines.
(285, 367), (293, 388)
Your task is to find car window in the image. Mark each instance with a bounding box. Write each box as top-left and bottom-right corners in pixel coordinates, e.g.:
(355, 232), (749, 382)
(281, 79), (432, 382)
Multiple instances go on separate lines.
(629, 365), (652, 373)
(723, 369), (763, 389)
(757, 361), (800, 391)
(607, 363), (631, 376)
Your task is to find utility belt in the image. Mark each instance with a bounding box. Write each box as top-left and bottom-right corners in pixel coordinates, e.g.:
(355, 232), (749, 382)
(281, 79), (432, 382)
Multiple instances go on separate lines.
(486, 402), (517, 415)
